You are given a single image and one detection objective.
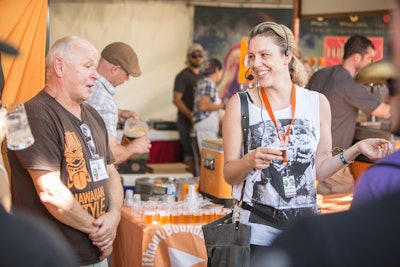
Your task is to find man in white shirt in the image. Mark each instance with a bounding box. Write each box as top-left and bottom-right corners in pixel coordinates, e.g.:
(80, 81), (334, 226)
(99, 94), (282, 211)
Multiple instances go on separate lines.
(87, 42), (151, 164)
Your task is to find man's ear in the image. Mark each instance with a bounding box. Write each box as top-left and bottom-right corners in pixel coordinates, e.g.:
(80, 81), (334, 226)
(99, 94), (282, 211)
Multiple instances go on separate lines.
(353, 53), (362, 63)
(111, 65), (121, 75)
(54, 58), (63, 76)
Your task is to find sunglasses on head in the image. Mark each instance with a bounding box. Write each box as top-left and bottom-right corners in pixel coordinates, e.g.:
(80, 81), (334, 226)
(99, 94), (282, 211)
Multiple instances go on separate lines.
(191, 53), (203, 59)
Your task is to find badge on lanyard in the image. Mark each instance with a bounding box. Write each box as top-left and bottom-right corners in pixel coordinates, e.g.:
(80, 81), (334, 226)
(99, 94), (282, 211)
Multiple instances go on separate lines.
(283, 175), (296, 198)
(80, 123), (109, 182)
(89, 156), (109, 182)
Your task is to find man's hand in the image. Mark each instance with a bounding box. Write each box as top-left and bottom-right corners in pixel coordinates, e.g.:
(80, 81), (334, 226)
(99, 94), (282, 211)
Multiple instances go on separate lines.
(89, 210), (121, 259)
(128, 136), (152, 154)
(118, 109), (138, 123)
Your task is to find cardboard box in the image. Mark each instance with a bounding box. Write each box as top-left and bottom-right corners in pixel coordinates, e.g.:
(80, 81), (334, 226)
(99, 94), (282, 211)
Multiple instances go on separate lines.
(146, 163), (188, 174)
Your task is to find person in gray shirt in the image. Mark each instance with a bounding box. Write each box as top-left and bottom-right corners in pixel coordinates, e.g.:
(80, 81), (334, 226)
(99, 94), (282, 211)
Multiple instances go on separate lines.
(308, 35), (391, 194)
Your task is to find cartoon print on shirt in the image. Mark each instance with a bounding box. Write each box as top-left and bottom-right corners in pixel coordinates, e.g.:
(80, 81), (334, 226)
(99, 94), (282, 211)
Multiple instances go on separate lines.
(64, 131), (92, 190)
(249, 118), (316, 209)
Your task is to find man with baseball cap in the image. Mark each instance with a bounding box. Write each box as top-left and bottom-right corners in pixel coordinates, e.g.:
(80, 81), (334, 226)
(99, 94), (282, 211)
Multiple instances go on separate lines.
(172, 42), (205, 174)
(87, 42), (151, 164)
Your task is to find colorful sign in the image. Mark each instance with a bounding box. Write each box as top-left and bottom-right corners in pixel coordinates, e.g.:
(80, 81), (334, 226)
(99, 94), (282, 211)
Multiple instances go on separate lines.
(324, 36), (384, 66)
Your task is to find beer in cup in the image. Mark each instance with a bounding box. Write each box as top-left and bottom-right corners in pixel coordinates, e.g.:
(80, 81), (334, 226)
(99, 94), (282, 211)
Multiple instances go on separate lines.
(121, 118), (148, 145)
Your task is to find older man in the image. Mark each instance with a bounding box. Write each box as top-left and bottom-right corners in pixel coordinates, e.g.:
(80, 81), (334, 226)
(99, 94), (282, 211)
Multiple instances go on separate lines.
(8, 36), (123, 266)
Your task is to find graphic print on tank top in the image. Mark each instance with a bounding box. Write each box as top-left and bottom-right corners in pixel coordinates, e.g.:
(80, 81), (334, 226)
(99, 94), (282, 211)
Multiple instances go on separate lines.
(248, 117), (317, 217)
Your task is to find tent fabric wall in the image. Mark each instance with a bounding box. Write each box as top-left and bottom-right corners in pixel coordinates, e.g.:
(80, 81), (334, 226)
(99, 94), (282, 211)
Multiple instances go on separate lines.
(0, 0), (47, 106)
(50, 1), (194, 121)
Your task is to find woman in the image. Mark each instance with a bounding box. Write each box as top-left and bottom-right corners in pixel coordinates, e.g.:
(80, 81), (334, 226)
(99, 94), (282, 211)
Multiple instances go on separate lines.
(193, 58), (224, 150)
(222, 21), (392, 257)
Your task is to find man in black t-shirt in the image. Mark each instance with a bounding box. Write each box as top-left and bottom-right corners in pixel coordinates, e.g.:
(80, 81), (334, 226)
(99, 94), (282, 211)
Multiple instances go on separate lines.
(173, 43), (205, 173)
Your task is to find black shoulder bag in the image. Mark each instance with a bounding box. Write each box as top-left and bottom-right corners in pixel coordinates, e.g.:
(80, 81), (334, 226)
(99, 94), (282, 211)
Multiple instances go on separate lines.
(202, 91), (252, 267)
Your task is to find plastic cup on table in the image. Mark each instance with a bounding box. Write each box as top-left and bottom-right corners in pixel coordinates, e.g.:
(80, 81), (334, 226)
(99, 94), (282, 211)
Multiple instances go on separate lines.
(192, 209), (203, 224)
(203, 207), (215, 223)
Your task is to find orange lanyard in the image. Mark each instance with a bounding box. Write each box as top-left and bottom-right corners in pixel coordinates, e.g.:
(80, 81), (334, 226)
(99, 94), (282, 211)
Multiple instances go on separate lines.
(260, 83), (296, 144)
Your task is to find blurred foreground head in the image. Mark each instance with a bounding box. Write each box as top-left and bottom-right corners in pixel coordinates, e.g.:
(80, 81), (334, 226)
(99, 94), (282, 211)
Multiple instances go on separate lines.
(390, 0), (400, 135)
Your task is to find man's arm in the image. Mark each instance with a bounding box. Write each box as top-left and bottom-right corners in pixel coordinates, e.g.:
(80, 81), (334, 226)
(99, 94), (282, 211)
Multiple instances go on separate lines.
(0, 169), (10, 212)
(108, 136), (151, 165)
(117, 109), (138, 123)
(199, 95), (225, 112)
(173, 91), (193, 121)
(0, 151), (11, 212)
(89, 164), (123, 259)
(28, 169), (98, 234)
(371, 102), (391, 119)
(0, 120), (10, 211)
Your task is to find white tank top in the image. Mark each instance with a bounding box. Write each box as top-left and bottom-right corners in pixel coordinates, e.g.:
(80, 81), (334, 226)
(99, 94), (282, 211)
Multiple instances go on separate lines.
(233, 85), (321, 245)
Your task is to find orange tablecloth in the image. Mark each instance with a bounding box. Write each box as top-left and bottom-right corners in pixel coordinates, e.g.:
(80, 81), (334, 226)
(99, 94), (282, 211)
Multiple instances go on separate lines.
(111, 206), (207, 267)
(111, 195), (350, 267)
(320, 193), (352, 214)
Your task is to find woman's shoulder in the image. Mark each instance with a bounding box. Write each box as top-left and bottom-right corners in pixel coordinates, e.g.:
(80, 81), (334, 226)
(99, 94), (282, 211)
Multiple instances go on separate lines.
(296, 85), (320, 99)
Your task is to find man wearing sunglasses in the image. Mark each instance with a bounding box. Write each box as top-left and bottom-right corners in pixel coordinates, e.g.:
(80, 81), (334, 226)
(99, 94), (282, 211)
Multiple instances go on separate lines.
(173, 43), (205, 174)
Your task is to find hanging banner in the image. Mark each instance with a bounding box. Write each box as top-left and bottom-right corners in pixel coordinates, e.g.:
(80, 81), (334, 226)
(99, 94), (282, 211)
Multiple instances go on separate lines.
(0, 0), (47, 105)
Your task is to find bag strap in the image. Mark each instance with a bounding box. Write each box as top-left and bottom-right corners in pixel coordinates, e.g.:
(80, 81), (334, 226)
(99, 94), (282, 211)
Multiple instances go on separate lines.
(234, 91), (249, 230)
(238, 91), (249, 200)
(238, 91), (249, 156)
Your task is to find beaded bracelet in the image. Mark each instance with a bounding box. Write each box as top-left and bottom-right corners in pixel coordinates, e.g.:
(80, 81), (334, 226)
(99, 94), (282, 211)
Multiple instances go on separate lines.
(339, 150), (354, 165)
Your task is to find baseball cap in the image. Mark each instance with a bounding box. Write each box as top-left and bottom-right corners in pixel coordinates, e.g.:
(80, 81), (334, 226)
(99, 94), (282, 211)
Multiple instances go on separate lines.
(187, 43), (204, 55)
(101, 42), (141, 77)
(0, 41), (19, 55)
(203, 58), (222, 75)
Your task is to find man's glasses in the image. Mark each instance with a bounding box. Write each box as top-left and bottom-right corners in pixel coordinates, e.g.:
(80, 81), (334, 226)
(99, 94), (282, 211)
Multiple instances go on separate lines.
(191, 53), (203, 59)
(80, 123), (97, 157)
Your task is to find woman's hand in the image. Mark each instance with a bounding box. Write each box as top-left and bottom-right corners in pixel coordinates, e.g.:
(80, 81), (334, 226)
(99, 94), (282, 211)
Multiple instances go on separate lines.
(248, 146), (283, 170)
(356, 138), (394, 161)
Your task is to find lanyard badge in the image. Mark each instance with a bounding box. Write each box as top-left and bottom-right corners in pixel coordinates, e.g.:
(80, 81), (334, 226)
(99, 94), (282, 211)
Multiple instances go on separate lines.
(261, 84), (297, 198)
(80, 123), (109, 182)
(261, 83), (296, 163)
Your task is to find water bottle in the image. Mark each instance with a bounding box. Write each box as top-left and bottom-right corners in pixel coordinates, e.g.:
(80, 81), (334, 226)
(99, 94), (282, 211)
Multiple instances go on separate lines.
(131, 194), (142, 219)
(165, 177), (176, 202)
